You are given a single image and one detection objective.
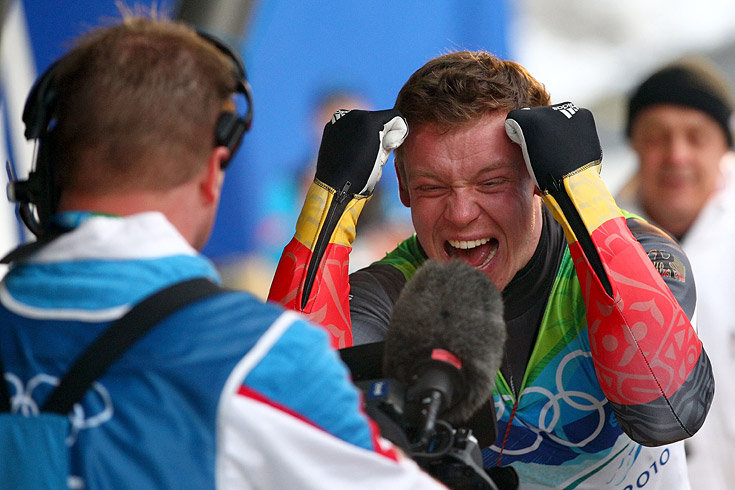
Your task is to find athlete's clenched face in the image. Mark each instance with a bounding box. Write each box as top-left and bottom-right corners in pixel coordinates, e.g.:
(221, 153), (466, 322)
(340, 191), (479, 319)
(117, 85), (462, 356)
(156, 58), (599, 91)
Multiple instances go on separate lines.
(396, 111), (543, 291)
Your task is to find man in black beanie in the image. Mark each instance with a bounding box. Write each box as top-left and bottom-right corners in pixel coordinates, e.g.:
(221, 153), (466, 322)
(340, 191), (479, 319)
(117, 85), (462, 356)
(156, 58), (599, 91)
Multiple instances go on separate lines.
(621, 57), (733, 239)
(617, 56), (735, 490)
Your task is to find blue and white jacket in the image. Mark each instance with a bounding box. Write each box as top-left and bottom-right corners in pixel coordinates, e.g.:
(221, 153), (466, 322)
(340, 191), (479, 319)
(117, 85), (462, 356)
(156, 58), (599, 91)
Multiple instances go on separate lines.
(0, 212), (441, 489)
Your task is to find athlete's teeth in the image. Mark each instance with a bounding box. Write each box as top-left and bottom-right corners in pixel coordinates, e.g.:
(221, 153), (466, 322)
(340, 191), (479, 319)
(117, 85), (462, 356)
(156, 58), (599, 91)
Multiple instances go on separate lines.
(479, 247), (497, 268)
(448, 237), (490, 250)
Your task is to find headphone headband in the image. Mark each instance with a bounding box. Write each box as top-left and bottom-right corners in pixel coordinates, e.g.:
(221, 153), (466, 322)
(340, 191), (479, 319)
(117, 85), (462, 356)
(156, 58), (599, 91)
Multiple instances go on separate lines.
(197, 29), (254, 135)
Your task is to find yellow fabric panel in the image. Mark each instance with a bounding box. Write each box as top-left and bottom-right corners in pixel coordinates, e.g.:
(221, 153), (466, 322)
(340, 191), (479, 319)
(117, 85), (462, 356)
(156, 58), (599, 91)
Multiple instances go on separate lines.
(563, 163), (622, 232)
(294, 181), (369, 249)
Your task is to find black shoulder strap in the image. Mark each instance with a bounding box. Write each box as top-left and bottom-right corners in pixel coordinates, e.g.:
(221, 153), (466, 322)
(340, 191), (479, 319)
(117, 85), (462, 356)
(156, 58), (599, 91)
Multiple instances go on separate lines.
(37, 277), (225, 414)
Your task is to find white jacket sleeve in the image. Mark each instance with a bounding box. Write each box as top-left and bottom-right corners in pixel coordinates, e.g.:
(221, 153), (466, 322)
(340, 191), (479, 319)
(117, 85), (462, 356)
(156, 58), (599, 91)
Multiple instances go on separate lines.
(215, 312), (445, 489)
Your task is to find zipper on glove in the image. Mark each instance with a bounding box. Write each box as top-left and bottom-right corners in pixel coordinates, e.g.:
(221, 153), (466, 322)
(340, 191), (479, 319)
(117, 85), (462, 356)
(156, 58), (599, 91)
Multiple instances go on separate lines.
(301, 181), (352, 310)
(550, 180), (613, 297)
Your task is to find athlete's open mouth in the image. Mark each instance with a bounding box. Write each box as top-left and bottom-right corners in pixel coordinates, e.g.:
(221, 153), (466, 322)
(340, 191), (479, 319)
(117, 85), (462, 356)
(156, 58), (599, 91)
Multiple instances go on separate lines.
(445, 237), (499, 268)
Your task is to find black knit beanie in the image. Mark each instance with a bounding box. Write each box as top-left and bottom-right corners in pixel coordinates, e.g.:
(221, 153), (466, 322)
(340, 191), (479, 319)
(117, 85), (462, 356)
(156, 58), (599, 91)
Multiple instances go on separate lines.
(626, 57), (733, 147)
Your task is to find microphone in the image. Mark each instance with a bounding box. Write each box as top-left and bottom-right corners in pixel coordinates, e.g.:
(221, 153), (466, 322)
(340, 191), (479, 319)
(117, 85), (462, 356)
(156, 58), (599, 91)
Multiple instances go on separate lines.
(383, 259), (507, 444)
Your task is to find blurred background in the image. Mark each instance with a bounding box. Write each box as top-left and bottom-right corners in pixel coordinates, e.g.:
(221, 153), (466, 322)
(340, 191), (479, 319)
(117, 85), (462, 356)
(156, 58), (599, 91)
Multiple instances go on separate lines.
(2, 0), (735, 296)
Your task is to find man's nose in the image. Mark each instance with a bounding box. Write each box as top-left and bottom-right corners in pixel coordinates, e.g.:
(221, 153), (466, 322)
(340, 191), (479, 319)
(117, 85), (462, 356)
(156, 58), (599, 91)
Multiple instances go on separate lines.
(666, 134), (694, 166)
(443, 188), (480, 226)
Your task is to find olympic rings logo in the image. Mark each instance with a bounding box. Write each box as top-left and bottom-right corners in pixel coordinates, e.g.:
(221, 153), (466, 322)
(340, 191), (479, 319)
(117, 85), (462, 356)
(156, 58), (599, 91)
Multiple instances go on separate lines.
(491, 349), (608, 455)
(5, 372), (114, 445)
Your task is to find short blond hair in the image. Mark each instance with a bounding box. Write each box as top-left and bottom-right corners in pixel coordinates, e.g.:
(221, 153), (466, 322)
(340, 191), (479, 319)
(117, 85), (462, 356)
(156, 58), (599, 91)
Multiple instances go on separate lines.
(50, 15), (239, 194)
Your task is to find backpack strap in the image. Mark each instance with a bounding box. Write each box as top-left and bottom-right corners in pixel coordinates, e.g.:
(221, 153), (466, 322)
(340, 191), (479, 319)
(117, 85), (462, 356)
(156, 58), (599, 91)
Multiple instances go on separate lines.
(42, 277), (225, 414)
(0, 277), (226, 414)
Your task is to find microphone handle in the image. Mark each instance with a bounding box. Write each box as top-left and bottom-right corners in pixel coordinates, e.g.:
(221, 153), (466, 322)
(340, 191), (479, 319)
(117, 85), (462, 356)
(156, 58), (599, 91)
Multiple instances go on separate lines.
(417, 390), (443, 448)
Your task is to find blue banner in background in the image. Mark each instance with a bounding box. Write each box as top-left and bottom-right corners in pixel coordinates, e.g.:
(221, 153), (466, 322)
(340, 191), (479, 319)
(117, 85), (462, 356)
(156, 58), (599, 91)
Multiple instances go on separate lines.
(5, 0), (509, 269)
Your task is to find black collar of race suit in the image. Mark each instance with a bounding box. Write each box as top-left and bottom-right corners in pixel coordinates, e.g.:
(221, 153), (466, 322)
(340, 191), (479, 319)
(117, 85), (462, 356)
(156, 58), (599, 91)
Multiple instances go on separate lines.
(499, 206), (566, 397)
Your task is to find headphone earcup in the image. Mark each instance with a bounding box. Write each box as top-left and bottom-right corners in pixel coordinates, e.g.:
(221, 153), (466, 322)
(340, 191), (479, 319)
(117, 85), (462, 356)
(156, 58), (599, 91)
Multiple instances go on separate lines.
(11, 61), (61, 236)
(23, 60), (59, 140)
(214, 112), (247, 168)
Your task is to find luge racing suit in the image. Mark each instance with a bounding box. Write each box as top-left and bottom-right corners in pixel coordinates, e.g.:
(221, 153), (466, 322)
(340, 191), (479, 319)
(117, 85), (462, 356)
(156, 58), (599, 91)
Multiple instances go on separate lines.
(269, 191), (713, 489)
(347, 207), (704, 488)
(268, 106), (714, 489)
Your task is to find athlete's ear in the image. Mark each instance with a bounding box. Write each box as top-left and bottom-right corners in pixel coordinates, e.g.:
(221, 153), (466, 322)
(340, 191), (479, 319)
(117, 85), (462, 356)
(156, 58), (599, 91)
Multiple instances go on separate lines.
(395, 160), (411, 207)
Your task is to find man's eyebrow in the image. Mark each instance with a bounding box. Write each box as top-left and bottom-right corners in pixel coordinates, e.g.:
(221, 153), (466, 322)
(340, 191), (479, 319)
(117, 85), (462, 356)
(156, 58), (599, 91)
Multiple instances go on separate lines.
(479, 161), (511, 171)
(409, 168), (441, 179)
(473, 162), (516, 178)
(409, 162), (512, 181)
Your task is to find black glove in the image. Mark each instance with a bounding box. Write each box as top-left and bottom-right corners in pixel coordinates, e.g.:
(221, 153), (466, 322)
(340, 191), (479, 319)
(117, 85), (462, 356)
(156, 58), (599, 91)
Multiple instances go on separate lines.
(315, 109), (408, 196)
(507, 102), (612, 296)
(504, 102), (602, 193)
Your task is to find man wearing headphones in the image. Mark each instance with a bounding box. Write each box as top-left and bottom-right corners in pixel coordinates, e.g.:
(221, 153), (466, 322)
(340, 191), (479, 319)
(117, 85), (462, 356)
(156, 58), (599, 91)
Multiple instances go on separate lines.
(0, 14), (441, 489)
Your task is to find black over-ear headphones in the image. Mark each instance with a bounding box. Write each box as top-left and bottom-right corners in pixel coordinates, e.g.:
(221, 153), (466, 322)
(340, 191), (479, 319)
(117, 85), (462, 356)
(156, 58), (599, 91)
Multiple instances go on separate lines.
(6, 29), (253, 237)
